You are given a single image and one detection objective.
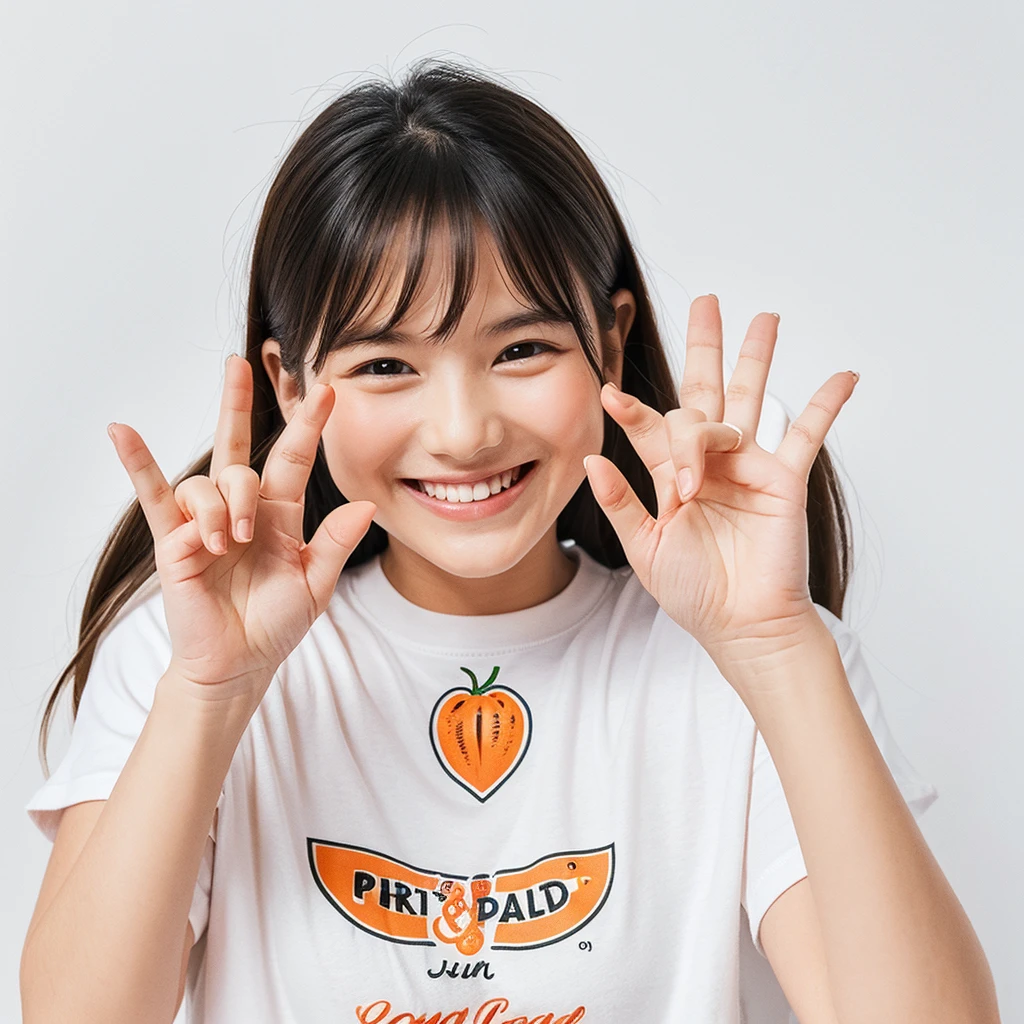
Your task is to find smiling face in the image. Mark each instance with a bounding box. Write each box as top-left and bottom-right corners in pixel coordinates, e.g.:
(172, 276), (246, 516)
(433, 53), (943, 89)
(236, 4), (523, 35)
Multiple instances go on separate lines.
(262, 221), (635, 608)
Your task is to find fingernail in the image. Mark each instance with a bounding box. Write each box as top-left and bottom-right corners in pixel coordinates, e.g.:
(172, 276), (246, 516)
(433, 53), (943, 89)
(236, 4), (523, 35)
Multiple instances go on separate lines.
(677, 467), (693, 499)
(610, 387), (636, 407)
(236, 518), (253, 542)
(583, 455), (593, 472)
(604, 380), (619, 390)
(210, 531), (227, 554)
(769, 312), (780, 320)
(847, 370), (860, 382)
(106, 422), (119, 442)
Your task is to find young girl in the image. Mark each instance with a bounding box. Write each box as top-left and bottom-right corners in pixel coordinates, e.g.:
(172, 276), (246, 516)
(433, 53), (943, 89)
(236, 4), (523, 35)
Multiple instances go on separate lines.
(21, 61), (999, 1024)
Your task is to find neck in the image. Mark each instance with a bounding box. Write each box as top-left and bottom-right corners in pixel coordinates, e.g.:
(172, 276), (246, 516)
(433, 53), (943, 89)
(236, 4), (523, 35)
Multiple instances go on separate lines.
(378, 528), (578, 615)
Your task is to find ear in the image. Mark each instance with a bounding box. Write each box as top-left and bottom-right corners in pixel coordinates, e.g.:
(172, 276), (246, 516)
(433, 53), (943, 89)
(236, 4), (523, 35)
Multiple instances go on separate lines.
(600, 288), (636, 389)
(261, 339), (304, 424)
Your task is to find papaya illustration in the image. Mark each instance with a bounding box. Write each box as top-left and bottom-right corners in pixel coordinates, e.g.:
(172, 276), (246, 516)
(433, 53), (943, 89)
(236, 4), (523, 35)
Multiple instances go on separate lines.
(429, 666), (532, 801)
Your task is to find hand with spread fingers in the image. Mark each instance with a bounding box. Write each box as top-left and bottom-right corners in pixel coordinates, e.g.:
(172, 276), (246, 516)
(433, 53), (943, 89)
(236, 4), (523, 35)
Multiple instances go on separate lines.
(584, 294), (858, 674)
(107, 355), (377, 698)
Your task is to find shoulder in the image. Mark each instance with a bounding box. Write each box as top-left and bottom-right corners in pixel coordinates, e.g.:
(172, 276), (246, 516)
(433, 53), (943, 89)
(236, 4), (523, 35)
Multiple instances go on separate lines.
(83, 575), (171, 699)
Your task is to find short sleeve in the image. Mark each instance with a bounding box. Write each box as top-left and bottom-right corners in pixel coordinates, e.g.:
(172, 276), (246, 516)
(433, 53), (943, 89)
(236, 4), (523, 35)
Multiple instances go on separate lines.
(741, 604), (939, 957)
(25, 581), (220, 941)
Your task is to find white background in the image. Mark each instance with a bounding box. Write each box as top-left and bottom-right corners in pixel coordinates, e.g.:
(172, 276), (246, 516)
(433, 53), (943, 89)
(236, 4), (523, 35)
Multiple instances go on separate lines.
(3, 1), (1021, 1021)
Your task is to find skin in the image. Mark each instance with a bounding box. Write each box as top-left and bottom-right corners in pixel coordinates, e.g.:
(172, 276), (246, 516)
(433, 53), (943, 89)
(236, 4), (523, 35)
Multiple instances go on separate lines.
(261, 223), (636, 615)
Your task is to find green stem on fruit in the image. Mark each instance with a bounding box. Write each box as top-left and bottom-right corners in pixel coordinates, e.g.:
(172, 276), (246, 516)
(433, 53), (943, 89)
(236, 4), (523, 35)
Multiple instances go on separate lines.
(459, 665), (501, 694)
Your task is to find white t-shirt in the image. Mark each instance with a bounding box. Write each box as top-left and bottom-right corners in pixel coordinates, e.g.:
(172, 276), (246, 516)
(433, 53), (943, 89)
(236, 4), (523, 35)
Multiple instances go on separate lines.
(26, 542), (938, 1024)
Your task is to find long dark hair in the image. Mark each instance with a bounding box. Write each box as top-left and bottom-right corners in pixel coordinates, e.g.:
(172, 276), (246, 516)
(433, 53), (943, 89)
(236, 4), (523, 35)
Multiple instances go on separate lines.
(36, 60), (851, 773)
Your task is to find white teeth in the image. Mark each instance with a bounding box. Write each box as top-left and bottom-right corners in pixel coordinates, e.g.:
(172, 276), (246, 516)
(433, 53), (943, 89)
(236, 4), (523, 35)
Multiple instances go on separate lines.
(416, 464), (529, 503)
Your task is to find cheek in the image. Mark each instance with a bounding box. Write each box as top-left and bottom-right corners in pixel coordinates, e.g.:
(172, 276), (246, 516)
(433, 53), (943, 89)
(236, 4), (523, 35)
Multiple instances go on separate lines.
(317, 396), (403, 492)
(518, 370), (604, 457)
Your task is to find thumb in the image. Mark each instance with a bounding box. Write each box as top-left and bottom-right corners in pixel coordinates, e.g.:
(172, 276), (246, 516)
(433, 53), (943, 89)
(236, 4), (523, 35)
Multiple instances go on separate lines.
(584, 455), (655, 573)
(302, 500), (378, 613)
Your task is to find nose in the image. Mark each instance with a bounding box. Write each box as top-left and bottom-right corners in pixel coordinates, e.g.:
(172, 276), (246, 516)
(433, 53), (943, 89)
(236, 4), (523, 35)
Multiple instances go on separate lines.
(418, 370), (505, 462)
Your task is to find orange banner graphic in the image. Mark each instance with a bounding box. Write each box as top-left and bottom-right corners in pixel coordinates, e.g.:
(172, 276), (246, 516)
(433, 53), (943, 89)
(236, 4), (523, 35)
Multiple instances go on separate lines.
(308, 840), (614, 952)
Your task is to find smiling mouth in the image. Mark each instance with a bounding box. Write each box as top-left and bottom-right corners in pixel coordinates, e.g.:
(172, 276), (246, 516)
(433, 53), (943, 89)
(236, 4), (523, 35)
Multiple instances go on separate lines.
(403, 461), (537, 504)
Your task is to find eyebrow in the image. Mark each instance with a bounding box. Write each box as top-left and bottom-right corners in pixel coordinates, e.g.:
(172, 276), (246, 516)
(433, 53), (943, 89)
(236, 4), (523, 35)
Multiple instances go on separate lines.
(330, 309), (575, 351)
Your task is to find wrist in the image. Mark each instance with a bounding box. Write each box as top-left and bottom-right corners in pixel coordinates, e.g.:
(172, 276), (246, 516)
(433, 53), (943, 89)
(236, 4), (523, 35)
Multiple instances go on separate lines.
(150, 669), (262, 787)
(704, 611), (838, 696)
(159, 661), (274, 713)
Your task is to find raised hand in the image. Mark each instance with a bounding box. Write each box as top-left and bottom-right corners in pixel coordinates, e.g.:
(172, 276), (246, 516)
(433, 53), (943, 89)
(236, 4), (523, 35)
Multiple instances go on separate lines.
(583, 295), (857, 667)
(107, 355), (376, 697)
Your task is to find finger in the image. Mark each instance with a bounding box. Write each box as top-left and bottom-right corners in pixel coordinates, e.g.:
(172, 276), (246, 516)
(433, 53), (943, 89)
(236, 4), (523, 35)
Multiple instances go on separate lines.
(723, 312), (779, 439)
(600, 383), (679, 515)
(216, 463), (261, 543)
(210, 355), (253, 482)
(108, 423), (187, 542)
(302, 500), (378, 614)
(583, 453), (657, 579)
(774, 371), (859, 480)
(259, 383), (334, 504)
(679, 295), (725, 420)
(665, 410), (746, 503)
(174, 476), (230, 555)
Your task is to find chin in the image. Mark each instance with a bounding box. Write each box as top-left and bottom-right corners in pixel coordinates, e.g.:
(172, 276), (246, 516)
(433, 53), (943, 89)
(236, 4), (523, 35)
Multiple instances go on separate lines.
(423, 542), (532, 581)
(400, 528), (549, 582)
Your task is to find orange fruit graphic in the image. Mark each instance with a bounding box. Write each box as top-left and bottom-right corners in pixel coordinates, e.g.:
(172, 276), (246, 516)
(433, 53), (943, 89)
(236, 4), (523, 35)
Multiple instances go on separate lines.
(429, 666), (532, 801)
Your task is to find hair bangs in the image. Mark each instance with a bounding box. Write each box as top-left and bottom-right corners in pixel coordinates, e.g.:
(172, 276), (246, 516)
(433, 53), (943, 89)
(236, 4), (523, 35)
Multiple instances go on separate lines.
(486, 212), (603, 378)
(305, 140), (604, 379)
(307, 148), (483, 376)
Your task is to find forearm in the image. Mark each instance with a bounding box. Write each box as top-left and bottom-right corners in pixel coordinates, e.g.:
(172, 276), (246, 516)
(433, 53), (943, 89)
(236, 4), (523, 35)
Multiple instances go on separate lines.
(21, 669), (261, 1024)
(718, 623), (999, 1024)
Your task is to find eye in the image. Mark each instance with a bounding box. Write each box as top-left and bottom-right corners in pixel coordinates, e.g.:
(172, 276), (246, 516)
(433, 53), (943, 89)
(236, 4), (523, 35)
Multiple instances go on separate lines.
(352, 358), (414, 376)
(496, 341), (554, 363)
